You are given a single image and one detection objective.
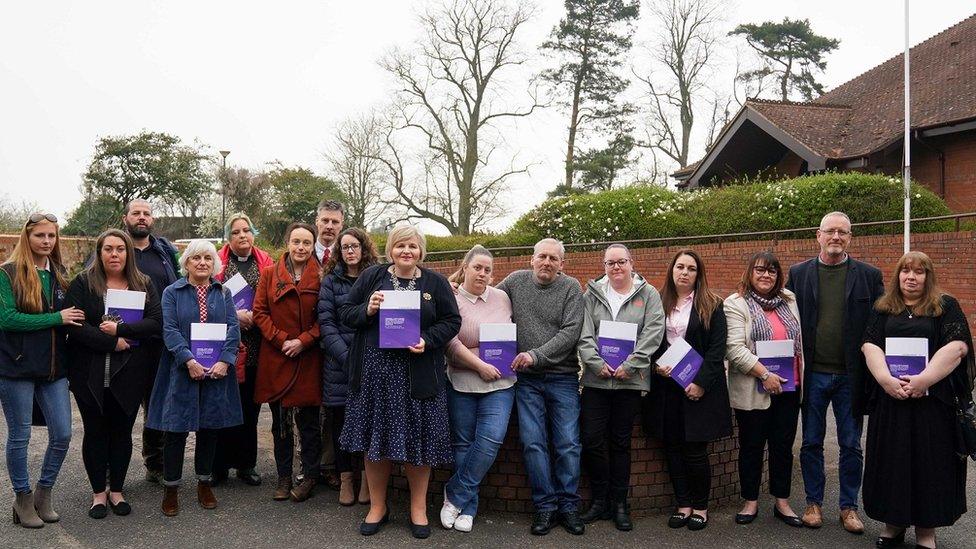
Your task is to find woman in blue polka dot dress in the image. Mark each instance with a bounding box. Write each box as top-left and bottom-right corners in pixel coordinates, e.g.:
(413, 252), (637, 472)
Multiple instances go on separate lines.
(338, 225), (461, 539)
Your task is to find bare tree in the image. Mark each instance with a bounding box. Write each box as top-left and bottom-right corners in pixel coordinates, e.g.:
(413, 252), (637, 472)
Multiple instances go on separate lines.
(378, 0), (540, 235)
(326, 114), (387, 229)
(637, 0), (722, 168)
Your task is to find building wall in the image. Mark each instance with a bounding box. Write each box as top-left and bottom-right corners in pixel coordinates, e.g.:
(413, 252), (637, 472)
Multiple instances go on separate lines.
(912, 129), (976, 213)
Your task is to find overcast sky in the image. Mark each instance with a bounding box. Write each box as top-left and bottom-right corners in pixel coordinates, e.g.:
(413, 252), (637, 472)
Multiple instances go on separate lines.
(1, 1), (973, 235)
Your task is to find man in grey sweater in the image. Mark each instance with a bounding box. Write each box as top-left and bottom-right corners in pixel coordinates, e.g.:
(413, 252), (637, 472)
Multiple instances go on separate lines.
(496, 238), (585, 536)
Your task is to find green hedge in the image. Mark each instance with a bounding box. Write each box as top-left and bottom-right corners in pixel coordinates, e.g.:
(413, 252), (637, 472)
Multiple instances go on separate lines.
(505, 172), (952, 247)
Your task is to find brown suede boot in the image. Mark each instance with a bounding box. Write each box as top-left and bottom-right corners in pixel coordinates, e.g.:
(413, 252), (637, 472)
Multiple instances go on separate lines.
(197, 481), (217, 510)
(12, 492), (44, 528)
(338, 472), (355, 506)
(290, 477), (315, 502)
(161, 486), (179, 517)
(273, 477), (292, 501)
(32, 486), (59, 523)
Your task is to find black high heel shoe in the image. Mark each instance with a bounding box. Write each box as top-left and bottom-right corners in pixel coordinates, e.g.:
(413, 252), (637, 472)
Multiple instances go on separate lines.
(875, 529), (906, 548)
(359, 510), (390, 536)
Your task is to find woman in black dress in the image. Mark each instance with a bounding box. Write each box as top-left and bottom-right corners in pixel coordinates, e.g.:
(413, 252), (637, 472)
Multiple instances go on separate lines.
(339, 225), (461, 539)
(861, 251), (974, 549)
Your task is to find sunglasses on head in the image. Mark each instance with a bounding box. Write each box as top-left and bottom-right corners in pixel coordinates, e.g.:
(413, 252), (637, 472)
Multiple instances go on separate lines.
(27, 213), (58, 224)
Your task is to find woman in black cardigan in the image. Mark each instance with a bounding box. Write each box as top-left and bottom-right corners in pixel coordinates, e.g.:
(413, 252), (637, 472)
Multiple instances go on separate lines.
(645, 249), (732, 531)
(64, 229), (163, 518)
(338, 225), (461, 539)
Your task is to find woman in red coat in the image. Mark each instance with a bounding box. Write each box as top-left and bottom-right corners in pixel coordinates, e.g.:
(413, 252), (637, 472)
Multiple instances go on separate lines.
(253, 222), (322, 504)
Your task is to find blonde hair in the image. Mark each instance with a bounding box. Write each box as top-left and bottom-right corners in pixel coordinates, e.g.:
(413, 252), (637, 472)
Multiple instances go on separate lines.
(179, 239), (222, 278)
(874, 251), (945, 317)
(2, 217), (68, 312)
(448, 245), (493, 285)
(385, 225), (427, 263)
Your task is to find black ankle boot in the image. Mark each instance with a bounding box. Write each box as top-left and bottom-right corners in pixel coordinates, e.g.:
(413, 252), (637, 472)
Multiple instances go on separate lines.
(613, 501), (633, 531)
(580, 499), (611, 523)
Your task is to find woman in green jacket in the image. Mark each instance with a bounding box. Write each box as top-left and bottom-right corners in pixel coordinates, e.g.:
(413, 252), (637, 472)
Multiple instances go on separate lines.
(577, 244), (665, 531)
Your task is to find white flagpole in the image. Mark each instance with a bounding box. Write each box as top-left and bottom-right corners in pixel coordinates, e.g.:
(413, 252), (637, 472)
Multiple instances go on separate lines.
(903, 0), (911, 254)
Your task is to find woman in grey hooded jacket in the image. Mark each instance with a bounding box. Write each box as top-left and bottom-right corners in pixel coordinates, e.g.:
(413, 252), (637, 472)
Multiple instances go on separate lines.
(577, 244), (665, 531)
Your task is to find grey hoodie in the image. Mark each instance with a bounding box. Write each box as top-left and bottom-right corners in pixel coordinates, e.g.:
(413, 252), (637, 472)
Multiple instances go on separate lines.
(578, 274), (666, 391)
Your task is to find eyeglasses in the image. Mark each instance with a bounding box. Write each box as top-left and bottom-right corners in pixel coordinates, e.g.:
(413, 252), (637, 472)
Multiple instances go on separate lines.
(604, 259), (631, 268)
(753, 266), (778, 275)
(27, 213), (58, 224)
(340, 243), (361, 252)
(819, 228), (851, 237)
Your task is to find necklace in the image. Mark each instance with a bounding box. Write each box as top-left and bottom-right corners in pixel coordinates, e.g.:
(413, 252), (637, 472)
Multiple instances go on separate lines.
(390, 268), (418, 291)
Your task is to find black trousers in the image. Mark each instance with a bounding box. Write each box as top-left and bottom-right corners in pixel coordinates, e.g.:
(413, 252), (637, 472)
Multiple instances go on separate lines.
(662, 384), (711, 510)
(163, 430), (219, 486)
(330, 406), (354, 474)
(270, 402), (321, 479)
(580, 387), (642, 503)
(213, 362), (262, 472)
(142, 343), (165, 472)
(76, 392), (139, 493)
(735, 391), (801, 501)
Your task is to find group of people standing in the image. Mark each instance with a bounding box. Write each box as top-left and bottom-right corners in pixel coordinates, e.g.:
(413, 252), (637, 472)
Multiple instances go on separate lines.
(0, 204), (971, 548)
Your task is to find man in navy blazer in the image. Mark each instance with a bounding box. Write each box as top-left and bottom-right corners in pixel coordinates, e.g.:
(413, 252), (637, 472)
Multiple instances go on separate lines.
(785, 212), (884, 535)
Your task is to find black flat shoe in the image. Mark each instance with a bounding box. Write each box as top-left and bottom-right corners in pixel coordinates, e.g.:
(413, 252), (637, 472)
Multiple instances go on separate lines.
(409, 521), (431, 539)
(88, 503), (107, 519)
(875, 529), (906, 548)
(359, 511), (390, 536)
(773, 507), (804, 528)
(688, 513), (708, 531)
(236, 468), (262, 486)
(669, 511), (691, 528)
(109, 499), (131, 516)
(734, 512), (757, 524)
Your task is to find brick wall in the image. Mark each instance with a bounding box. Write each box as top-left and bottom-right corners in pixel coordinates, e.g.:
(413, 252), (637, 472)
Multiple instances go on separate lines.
(0, 235), (96, 270)
(388, 229), (976, 515)
(912, 129), (976, 213)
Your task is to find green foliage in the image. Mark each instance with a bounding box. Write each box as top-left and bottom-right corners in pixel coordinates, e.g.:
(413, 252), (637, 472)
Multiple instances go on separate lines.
(509, 172), (953, 245)
(0, 195), (38, 233)
(574, 131), (636, 191)
(83, 131), (214, 216)
(731, 17), (840, 101)
(262, 164), (346, 246)
(62, 191), (120, 236)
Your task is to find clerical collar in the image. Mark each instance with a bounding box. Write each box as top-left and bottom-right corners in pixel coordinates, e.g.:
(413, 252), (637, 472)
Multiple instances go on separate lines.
(235, 253), (251, 262)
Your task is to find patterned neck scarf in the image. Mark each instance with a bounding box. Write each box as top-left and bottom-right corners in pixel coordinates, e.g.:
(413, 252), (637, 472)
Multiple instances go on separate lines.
(747, 290), (802, 357)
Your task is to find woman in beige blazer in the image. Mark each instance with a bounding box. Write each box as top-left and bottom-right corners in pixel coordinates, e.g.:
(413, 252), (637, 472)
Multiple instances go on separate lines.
(724, 251), (805, 528)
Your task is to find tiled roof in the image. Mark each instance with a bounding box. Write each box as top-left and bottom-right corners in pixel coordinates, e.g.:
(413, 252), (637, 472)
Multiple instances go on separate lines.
(743, 13), (976, 159)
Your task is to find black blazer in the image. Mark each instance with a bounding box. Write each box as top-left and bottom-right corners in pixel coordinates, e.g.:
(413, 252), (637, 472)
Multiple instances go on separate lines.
(786, 256), (884, 417)
(64, 274), (163, 415)
(645, 305), (732, 442)
(339, 263), (461, 400)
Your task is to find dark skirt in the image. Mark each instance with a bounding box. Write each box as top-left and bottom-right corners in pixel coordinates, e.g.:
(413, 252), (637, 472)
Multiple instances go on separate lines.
(863, 394), (968, 528)
(339, 346), (452, 466)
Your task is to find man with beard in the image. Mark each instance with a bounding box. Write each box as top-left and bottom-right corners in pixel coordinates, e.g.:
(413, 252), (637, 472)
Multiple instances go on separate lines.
(123, 199), (180, 484)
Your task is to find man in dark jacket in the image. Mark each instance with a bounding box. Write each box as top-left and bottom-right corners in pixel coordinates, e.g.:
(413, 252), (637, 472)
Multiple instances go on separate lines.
(785, 212), (884, 535)
(122, 199), (180, 484)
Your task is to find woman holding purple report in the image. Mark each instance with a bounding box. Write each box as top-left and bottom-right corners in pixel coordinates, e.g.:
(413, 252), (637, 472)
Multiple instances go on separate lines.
(860, 251), (973, 549)
(438, 245), (515, 533)
(724, 251), (805, 528)
(577, 243), (664, 532)
(646, 249), (730, 532)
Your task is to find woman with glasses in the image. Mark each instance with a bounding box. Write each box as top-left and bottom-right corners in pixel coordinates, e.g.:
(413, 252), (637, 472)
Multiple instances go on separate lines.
(318, 227), (379, 506)
(577, 244), (665, 531)
(724, 251), (805, 527)
(0, 213), (81, 528)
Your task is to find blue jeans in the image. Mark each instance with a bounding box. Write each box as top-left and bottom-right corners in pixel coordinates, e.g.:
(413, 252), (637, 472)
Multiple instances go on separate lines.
(445, 385), (515, 517)
(800, 371), (863, 510)
(0, 377), (72, 494)
(516, 373), (581, 513)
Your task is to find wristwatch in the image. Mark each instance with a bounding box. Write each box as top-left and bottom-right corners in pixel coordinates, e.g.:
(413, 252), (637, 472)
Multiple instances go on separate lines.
(759, 371), (770, 382)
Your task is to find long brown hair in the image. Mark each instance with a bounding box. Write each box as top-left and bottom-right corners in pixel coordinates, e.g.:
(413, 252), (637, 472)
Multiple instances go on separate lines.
(874, 251), (945, 317)
(448, 245), (493, 286)
(661, 249), (722, 330)
(84, 229), (149, 297)
(324, 227), (379, 277)
(2, 215), (69, 312)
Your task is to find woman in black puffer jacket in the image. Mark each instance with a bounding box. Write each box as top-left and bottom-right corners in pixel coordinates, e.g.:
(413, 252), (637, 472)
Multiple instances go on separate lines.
(317, 227), (379, 506)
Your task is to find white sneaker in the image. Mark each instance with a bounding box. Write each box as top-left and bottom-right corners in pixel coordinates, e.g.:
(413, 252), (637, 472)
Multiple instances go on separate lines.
(440, 490), (461, 529)
(453, 514), (473, 532)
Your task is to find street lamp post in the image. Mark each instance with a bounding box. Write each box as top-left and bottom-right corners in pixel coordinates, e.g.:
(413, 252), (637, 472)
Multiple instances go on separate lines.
(219, 150), (231, 238)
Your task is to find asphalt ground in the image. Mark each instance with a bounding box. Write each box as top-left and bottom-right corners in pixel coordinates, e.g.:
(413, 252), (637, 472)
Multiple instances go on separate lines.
(1, 402), (973, 549)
